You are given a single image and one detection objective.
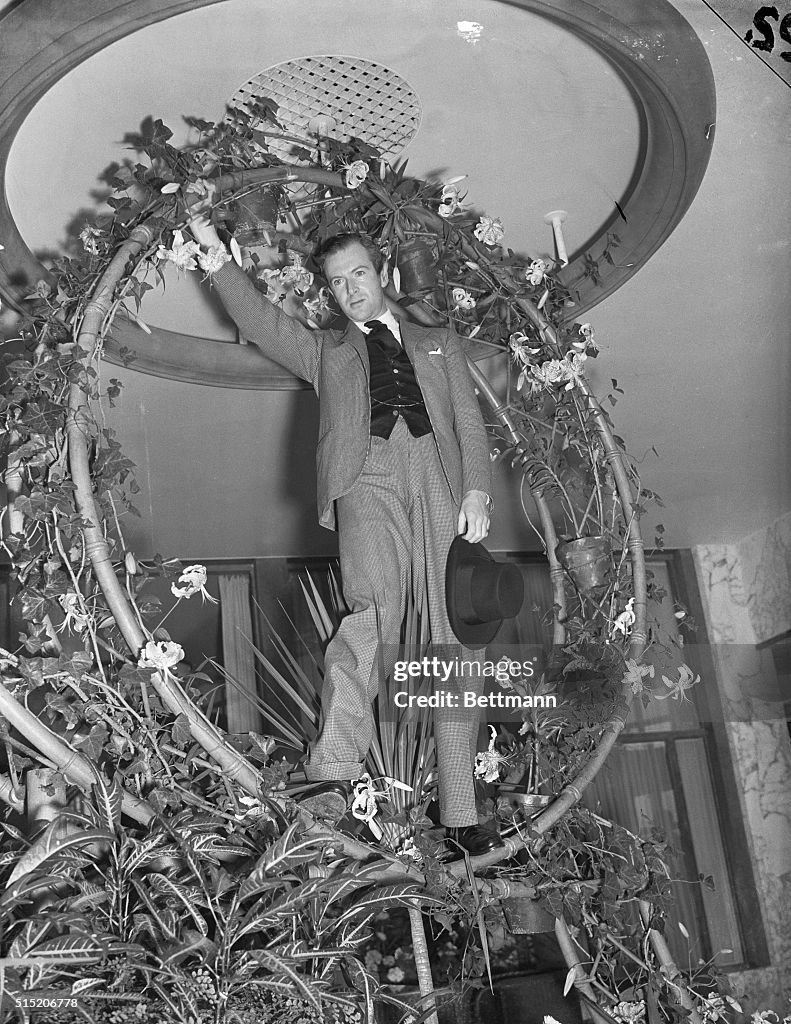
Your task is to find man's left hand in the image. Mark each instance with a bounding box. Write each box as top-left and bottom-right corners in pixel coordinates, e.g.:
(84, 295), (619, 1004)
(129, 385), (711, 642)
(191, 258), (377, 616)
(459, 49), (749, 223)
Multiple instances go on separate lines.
(457, 490), (491, 544)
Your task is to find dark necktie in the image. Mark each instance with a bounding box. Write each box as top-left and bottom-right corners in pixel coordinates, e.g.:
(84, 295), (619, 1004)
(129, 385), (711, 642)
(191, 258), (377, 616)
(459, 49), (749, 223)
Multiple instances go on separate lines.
(365, 319), (400, 357)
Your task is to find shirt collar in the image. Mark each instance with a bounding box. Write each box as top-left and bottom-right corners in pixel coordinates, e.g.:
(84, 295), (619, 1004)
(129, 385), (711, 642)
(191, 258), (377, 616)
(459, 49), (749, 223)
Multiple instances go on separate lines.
(358, 307), (402, 342)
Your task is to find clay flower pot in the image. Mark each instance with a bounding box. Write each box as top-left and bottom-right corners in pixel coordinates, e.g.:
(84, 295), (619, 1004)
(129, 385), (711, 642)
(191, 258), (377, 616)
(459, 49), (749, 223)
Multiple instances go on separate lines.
(231, 188), (279, 246)
(396, 238), (436, 293)
(501, 896), (555, 934)
(555, 535), (611, 592)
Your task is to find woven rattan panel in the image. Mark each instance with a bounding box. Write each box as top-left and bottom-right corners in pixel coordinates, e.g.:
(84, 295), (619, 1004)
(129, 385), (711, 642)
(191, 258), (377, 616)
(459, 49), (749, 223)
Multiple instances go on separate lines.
(227, 54), (422, 160)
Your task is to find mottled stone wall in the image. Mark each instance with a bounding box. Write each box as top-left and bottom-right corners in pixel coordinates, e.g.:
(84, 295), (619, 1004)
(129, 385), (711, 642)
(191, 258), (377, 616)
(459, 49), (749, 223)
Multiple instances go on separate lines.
(693, 513), (791, 1011)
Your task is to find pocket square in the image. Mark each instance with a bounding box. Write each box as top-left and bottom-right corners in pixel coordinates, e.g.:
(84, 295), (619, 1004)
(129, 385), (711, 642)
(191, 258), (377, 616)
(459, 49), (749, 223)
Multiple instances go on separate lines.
(428, 347), (444, 356)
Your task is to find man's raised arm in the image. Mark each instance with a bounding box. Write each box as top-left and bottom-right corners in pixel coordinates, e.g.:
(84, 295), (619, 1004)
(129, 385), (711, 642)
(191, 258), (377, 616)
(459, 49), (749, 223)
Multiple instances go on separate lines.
(188, 210), (320, 386)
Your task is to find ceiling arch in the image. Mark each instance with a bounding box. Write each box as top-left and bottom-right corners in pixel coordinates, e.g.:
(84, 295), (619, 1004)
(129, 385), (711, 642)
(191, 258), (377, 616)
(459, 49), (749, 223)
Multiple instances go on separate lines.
(0, 0), (715, 389)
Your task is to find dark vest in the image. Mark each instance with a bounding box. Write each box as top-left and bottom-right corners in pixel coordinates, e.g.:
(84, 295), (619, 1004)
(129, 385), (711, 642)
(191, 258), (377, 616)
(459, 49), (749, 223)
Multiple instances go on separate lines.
(364, 325), (432, 439)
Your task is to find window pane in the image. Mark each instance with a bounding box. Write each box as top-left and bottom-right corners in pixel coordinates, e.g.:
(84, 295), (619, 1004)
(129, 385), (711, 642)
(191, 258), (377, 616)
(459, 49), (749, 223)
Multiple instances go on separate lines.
(676, 737), (743, 965)
(585, 741), (704, 964)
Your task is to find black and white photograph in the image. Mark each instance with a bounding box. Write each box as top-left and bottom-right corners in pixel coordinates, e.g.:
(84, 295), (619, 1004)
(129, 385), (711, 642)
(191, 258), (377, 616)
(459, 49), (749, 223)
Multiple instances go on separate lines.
(0, 2), (788, 1022)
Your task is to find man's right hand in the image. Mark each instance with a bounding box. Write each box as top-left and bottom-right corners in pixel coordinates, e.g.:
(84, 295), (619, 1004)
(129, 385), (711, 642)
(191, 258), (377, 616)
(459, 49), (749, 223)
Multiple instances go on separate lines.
(186, 182), (222, 250)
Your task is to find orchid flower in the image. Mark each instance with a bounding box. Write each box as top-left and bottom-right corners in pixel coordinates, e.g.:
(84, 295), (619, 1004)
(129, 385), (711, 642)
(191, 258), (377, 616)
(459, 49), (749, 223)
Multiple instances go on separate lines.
(451, 287), (476, 311)
(473, 215), (505, 247)
(474, 725), (510, 783)
(171, 563), (217, 603)
(655, 664), (700, 701)
(344, 160), (369, 189)
(138, 640), (184, 674)
(621, 658), (655, 695)
(525, 259), (550, 287)
(155, 229), (201, 272)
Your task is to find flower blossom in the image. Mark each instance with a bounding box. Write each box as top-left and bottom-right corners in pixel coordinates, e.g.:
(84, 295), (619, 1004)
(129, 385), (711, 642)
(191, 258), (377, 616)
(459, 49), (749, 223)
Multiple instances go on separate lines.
(386, 966), (405, 984)
(571, 322), (599, 356)
(655, 664), (700, 702)
(751, 1014), (780, 1024)
(612, 1002), (646, 1024)
(171, 564), (217, 603)
(700, 995), (728, 1023)
(80, 225), (103, 255)
(344, 160), (369, 189)
(279, 253), (314, 295)
(138, 640), (184, 674)
(57, 592), (90, 634)
(525, 259), (550, 287)
(350, 773), (411, 840)
(155, 229), (201, 272)
(438, 182), (464, 218)
(303, 287), (332, 320)
(451, 287), (476, 311)
(474, 215), (505, 247)
(474, 725), (509, 783)
(621, 658), (655, 695)
(196, 244), (232, 276)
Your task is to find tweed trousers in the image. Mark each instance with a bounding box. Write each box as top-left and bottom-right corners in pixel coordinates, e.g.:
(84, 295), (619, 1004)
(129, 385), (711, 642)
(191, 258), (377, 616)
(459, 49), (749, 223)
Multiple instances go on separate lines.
(304, 417), (484, 826)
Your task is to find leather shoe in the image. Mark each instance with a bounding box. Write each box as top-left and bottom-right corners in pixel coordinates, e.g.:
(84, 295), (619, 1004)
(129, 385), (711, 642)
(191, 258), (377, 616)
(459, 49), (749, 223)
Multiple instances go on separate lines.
(299, 780), (352, 822)
(444, 824), (504, 860)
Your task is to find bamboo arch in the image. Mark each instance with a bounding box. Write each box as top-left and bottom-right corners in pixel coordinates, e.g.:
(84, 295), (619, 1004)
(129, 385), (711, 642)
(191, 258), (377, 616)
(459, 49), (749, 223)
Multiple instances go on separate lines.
(0, 165), (698, 1024)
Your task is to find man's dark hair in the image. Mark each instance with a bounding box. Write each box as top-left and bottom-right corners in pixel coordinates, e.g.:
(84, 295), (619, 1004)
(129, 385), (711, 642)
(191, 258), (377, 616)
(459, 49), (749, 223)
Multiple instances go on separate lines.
(314, 232), (385, 275)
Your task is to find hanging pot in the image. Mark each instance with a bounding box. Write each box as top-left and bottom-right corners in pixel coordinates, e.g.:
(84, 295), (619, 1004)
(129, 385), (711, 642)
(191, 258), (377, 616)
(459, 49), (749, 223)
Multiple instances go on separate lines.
(502, 896), (555, 935)
(396, 238), (436, 294)
(231, 188), (279, 247)
(497, 787), (552, 820)
(555, 535), (611, 593)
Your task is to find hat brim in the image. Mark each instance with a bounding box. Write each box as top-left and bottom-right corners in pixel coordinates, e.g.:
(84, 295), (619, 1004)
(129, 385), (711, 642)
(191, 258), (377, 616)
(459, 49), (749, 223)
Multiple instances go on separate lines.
(445, 536), (504, 647)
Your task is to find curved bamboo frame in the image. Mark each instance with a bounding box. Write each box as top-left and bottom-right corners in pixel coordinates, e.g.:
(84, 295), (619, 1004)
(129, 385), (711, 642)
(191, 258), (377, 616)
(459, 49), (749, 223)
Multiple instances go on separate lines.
(3, 165), (668, 1019)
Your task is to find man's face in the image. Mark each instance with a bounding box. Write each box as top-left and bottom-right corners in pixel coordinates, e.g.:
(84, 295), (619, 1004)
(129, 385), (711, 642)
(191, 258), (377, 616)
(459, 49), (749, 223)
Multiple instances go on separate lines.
(324, 242), (388, 323)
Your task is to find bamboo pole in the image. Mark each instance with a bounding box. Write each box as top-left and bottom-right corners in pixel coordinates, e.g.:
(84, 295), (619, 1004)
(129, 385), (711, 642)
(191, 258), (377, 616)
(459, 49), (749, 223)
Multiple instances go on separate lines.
(0, 683), (152, 823)
(66, 224), (263, 798)
(639, 901), (703, 1024)
(408, 905), (439, 1024)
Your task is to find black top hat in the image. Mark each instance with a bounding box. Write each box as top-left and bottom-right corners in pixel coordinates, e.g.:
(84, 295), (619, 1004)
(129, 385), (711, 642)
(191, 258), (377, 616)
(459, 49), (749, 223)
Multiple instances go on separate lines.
(445, 536), (525, 647)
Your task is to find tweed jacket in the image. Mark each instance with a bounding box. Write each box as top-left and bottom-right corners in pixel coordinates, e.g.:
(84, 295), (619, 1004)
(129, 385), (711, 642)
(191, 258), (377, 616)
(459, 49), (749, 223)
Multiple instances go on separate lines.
(210, 262), (492, 530)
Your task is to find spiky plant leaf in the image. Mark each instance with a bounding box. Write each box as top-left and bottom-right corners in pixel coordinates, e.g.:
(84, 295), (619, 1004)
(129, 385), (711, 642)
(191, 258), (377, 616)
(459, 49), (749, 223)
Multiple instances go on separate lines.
(6, 823), (113, 886)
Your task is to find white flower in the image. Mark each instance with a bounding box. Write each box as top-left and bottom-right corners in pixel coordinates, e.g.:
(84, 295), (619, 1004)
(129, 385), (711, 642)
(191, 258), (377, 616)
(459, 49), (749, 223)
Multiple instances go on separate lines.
(529, 358), (569, 391)
(621, 658), (655, 695)
(474, 725), (509, 783)
(525, 259), (550, 287)
(700, 995), (727, 1022)
(196, 244), (232, 276)
(303, 286), (332, 319)
(138, 640), (184, 673)
(80, 225), (103, 255)
(612, 1002), (646, 1024)
(155, 229), (201, 272)
(57, 592), (89, 634)
(509, 330), (541, 368)
(610, 597), (635, 639)
(473, 215), (504, 247)
(451, 287), (476, 311)
(438, 183), (464, 218)
(171, 564), (217, 603)
(344, 160), (369, 189)
(386, 966), (405, 984)
(571, 322), (599, 356)
(751, 1014), (779, 1024)
(280, 256), (314, 295)
(365, 950), (383, 971)
(656, 663), (700, 702)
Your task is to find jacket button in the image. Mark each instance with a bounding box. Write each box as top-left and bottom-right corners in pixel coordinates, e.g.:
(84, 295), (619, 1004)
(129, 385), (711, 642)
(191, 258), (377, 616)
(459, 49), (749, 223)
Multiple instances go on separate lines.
(393, 368), (399, 374)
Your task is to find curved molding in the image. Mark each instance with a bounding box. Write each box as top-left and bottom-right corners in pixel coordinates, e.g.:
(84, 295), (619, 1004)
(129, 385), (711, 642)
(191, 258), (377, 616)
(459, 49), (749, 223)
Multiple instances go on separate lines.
(0, 0), (715, 389)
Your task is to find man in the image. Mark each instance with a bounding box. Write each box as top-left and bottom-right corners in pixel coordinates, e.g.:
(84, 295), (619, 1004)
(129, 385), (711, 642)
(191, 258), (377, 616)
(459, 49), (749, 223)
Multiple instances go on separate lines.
(189, 215), (502, 856)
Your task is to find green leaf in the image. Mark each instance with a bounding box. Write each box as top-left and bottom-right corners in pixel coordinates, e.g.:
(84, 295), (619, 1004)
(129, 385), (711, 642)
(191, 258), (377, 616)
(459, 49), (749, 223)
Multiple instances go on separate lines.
(6, 823), (114, 886)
